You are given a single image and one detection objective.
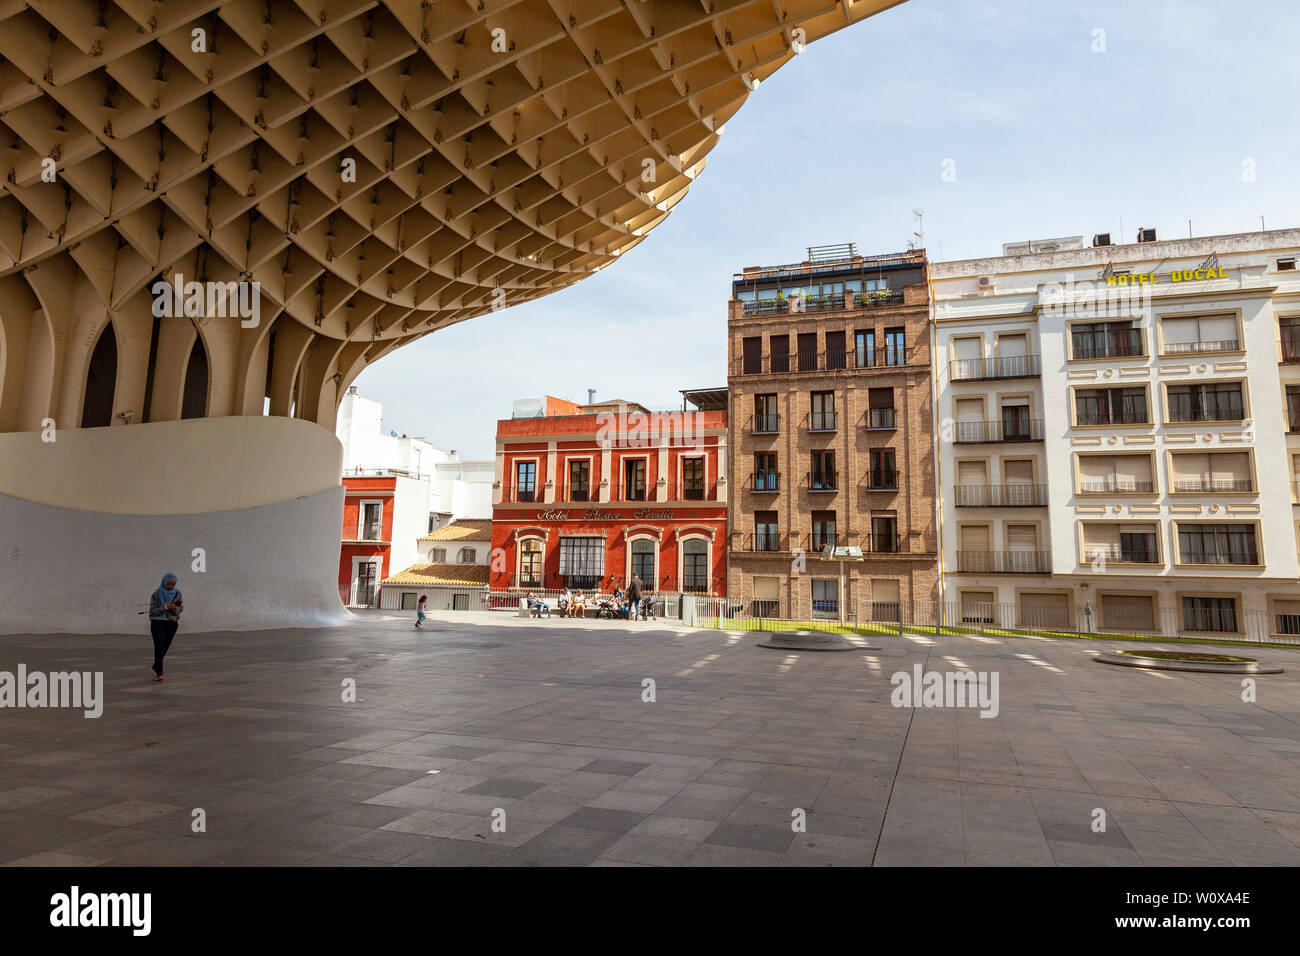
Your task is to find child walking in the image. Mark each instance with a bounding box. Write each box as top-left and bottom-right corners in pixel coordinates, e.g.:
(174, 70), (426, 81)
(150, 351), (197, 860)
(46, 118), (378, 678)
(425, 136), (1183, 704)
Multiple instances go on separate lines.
(416, 594), (428, 629)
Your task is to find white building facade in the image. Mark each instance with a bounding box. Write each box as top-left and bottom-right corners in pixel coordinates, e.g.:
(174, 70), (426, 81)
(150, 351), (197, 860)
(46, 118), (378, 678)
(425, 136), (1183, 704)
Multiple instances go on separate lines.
(931, 228), (1300, 641)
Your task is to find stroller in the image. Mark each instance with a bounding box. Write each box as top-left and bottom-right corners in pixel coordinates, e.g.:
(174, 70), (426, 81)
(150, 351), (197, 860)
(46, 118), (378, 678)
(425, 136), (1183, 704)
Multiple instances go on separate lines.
(593, 595), (630, 619)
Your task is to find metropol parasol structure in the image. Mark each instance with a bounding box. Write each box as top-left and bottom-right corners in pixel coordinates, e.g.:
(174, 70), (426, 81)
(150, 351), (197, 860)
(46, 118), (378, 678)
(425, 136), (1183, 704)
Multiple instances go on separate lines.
(0, 0), (904, 632)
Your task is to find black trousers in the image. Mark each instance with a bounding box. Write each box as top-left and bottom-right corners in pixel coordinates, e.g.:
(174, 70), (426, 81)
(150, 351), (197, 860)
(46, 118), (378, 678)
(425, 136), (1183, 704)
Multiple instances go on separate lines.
(150, 619), (179, 675)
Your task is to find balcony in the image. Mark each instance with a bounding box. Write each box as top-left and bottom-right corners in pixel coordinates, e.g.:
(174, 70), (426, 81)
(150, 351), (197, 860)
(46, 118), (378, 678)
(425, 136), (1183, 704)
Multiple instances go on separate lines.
(1075, 409), (1151, 427)
(805, 531), (853, 552)
(953, 418), (1044, 443)
(807, 412), (838, 432)
(750, 413), (780, 434)
(867, 469), (901, 491)
(866, 408), (897, 430)
(750, 472), (780, 492)
(732, 346), (916, 376)
(956, 550), (1051, 573)
(567, 488), (590, 502)
(951, 354), (1042, 381)
(1078, 478), (1156, 495)
(742, 530), (786, 552)
(1084, 544), (1161, 565)
(864, 532), (902, 554)
(1167, 405), (1245, 424)
(853, 290), (905, 308)
(512, 489), (536, 503)
(740, 293), (845, 317)
(808, 471), (838, 492)
(623, 488), (647, 502)
(954, 483), (1048, 507)
(1179, 550), (1260, 567)
(682, 487), (705, 501)
(1071, 330), (1146, 360)
(1161, 339), (1242, 355)
(1171, 477), (1254, 494)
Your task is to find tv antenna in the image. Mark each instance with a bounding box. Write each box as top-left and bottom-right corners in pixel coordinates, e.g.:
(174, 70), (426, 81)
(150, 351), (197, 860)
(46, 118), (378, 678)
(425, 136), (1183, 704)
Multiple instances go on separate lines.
(911, 209), (924, 251)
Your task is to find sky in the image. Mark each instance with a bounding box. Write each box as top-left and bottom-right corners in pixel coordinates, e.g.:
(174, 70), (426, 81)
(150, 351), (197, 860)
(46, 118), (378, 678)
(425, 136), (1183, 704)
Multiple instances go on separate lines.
(352, 0), (1300, 459)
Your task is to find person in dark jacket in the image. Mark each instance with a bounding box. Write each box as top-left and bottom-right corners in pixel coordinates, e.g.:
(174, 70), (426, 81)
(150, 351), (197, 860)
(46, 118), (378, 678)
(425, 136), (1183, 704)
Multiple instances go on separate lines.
(627, 573), (643, 621)
(148, 572), (183, 681)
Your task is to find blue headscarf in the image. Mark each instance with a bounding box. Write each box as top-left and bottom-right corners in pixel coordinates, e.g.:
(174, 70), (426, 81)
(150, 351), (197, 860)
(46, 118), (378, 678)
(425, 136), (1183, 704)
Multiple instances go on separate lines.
(155, 573), (180, 606)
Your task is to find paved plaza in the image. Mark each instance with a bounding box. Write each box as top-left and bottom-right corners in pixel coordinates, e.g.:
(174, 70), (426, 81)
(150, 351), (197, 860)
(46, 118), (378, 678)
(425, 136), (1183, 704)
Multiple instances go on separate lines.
(2, 611), (1299, 867)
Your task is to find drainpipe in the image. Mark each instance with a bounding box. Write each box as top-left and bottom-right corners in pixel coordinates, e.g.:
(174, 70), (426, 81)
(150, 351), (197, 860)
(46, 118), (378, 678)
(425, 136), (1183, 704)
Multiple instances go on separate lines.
(927, 262), (946, 628)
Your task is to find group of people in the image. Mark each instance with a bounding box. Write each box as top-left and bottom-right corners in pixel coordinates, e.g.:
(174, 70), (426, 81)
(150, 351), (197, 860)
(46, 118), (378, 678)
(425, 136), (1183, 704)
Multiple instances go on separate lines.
(526, 573), (648, 621)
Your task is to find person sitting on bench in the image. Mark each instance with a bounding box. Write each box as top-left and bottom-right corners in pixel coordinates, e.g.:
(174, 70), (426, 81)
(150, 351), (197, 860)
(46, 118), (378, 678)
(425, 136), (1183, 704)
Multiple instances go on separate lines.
(527, 592), (551, 619)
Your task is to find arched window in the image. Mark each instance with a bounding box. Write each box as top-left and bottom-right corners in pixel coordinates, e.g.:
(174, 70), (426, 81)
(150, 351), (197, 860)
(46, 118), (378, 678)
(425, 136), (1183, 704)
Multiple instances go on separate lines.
(81, 323), (117, 427)
(458, 546), (476, 563)
(682, 538), (709, 593)
(630, 538), (656, 586)
(181, 334), (209, 419)
(518, 538), (543, 588)
(430, 547), (447, 562)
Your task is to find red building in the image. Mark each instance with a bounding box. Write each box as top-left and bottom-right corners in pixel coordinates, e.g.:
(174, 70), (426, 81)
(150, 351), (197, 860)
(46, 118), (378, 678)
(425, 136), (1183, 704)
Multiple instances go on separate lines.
(338, 474), (395, 606)
(490, 391), (729, 596)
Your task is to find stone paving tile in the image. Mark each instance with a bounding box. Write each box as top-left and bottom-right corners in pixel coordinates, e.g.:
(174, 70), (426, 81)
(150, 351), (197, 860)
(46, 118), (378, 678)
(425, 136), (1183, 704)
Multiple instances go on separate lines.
(3, 612), (1299, 866)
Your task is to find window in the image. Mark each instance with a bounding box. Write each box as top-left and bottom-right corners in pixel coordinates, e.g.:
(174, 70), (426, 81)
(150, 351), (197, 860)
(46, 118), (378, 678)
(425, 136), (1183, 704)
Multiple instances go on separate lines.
(871, 514), (899, 552)
(754, 393), (778, 432)
(855, 329), (875, 368)
(515, 461), (536, 502)
(682, 539), (709, 592)
(797, 332), (818, 371)
(754, 511), (779, 551)
(1169, 452), (1252, 493)
(810, 391), (836, 430)
(811, 451), (836, 490)
(1178, 524), (1258, 565)
(742, 336), (762, 374)
(1001, 403), (1032, 441)
(1074, 386), (1148, 425)
(754, 452), (778, 491)
(430, 547), (447, 562)
(1182, 596), (1238, 632)
(360, 502), (382, 540)
(812, 510), (836, 550)
(1166, 382), (1244, 423)
(1071, 321), (1143, 359)
(558, 536), (604, 589)
(631, 538), (655, 585)
(752, 576), (780, 618)
(1280, 258), (1297, 271)
(623, 458), (647, 500)
(458, 547), (476, 563)
(770, 334), (789, 373)
(568, 459), (590, 501)
(826, 330), (846, 370)
(1161, 314), (1239, 353)
(867, 388), (895, 428)
(1288, 386), (1300, 432)
(1076, 454), (1154, 494)
(682, 458), (705, 500)
(811, 579), (839, 619)
(1100, 593), (1156, 631)
(1281, 316), (1300, 362)
(1119, 531), (1157, 563)
(883, 327), (905, 366)
(869, 450), (897, 489)
(519, 538), (543, 588)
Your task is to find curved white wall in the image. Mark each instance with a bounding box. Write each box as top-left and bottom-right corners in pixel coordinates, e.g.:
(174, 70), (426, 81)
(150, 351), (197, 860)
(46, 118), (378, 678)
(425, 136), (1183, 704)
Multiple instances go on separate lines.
(0, 416), (351, 634)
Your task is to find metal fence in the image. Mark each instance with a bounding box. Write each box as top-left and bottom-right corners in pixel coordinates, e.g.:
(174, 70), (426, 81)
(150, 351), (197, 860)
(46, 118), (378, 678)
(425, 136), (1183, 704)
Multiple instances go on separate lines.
(377, 586), (702, 620)
(687, 597), (1299, 646)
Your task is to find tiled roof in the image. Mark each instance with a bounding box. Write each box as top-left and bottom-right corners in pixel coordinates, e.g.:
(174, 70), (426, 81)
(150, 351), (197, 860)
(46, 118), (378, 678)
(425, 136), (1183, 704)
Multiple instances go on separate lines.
(418, 519), (493, 542)
(382, 563), (491, 587)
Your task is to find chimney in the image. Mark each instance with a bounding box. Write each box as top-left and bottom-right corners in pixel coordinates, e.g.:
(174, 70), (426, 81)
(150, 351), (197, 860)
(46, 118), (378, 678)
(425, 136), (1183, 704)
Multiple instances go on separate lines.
(587, 388), (596, 404)
(347, 385), (358, 395)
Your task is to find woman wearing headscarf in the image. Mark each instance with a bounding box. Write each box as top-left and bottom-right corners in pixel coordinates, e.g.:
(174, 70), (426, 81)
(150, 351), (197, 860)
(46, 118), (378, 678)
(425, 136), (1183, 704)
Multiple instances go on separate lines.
(148, 573), (183, 681)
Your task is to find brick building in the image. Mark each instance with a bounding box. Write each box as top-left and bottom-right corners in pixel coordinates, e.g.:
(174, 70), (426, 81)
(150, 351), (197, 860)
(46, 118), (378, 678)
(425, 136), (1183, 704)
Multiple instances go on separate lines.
(726, 243), (939, 619)
(490, 392), (729, 596)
